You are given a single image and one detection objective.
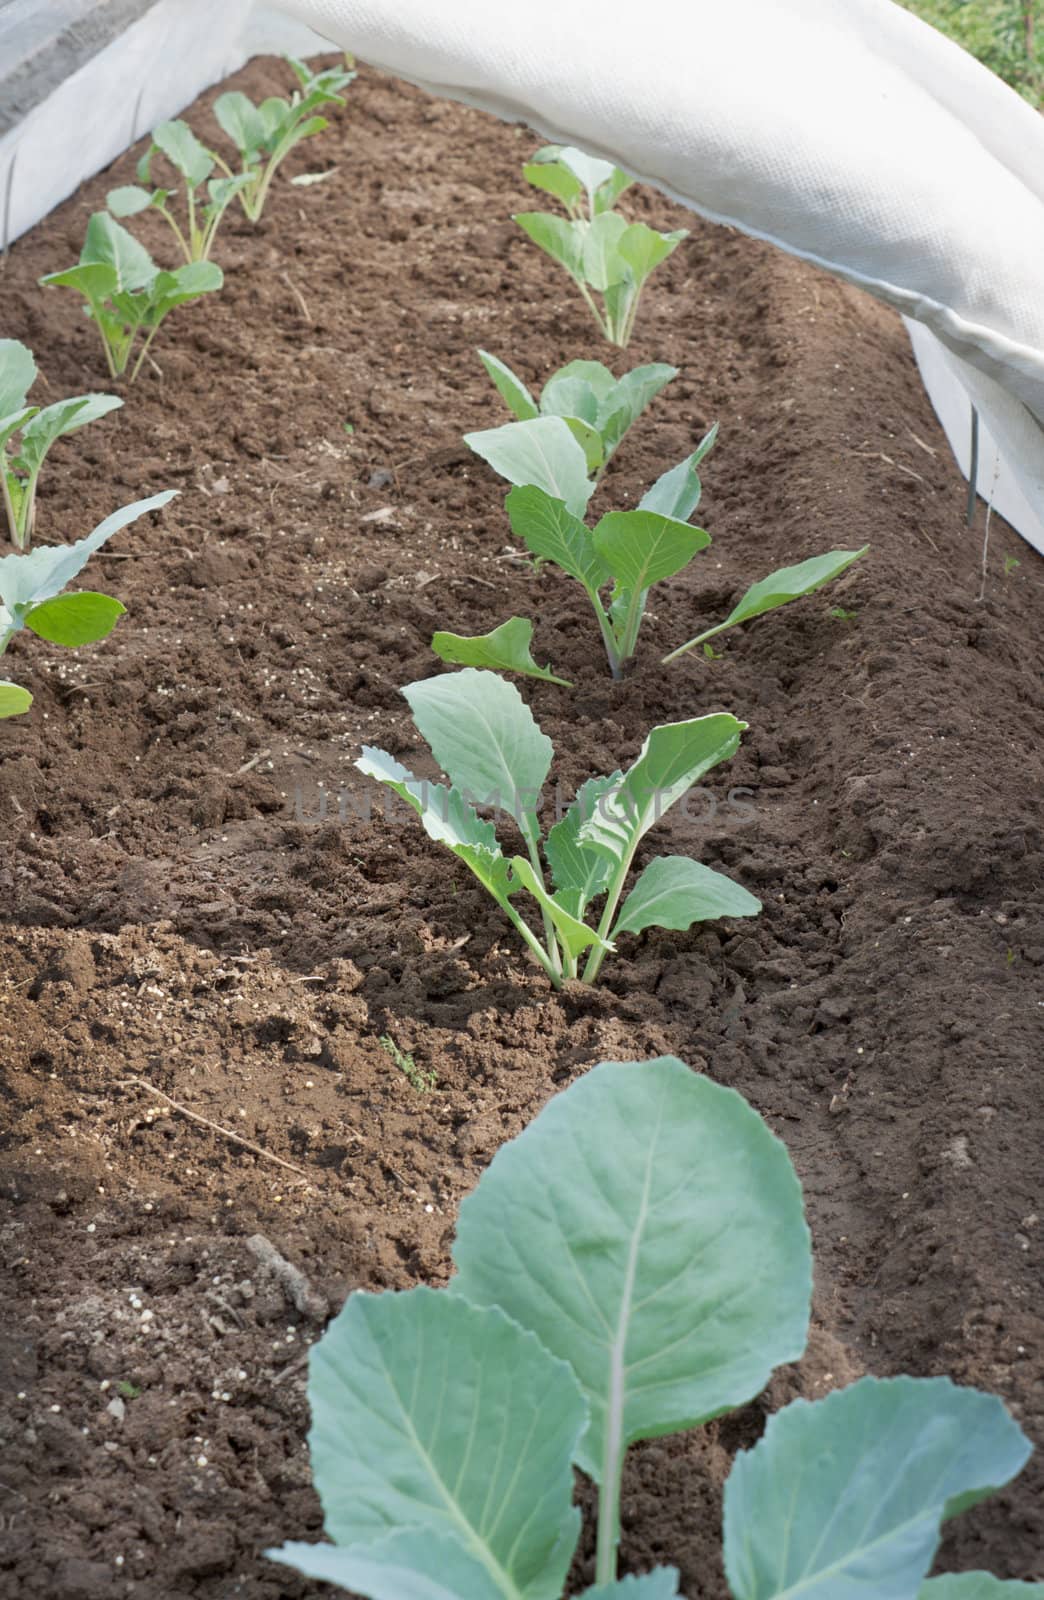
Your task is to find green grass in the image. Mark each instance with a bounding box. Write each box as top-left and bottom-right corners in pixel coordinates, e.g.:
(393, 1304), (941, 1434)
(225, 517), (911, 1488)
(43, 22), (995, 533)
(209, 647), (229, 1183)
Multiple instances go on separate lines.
(899, 1), (1043, 108)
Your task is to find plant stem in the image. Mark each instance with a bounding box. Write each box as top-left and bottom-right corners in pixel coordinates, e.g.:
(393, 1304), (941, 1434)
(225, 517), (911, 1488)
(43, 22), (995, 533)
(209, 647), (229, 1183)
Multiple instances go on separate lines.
(1, 466), (21, 546)
(156, 204), (192, 265)
(581, 837), (639, 984)
(501, 898), (561, 988)
(129, 322), (162, 383)
(587, 588), (623, 679)
(577, 280), (611, 342)
(524, 829), (562, 980)
(661, 615), (732, 665)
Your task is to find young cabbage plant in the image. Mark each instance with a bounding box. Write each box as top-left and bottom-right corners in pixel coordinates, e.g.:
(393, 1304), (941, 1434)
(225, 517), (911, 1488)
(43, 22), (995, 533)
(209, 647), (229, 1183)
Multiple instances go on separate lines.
(515, 144), (687, 347)
(477, 350), (679, 477)
(108, 119), (252, 263)
(213, 57), (356, 222)
(0, 339), (122, 550)
(39, 214), (223, 382)
(355, 668), (759, 987)
(0, 490), (175, 717)
(268, 1055), (1039, 1598)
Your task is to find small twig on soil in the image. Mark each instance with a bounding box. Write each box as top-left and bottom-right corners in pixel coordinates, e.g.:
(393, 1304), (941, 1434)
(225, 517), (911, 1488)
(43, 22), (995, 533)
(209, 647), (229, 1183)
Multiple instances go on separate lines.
(271, 1347), (311, 1385)
(247, 1234), (328, 1321)
(236, 747), (271, 775)
(281, 272), (313, 323)
(119, 1077), (310, 1180)
(907, 429), (938, 458)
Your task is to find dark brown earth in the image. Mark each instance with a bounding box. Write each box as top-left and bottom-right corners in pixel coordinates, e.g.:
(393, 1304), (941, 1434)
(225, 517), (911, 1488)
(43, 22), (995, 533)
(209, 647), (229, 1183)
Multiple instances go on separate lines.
(0, 54), (1042, 1600)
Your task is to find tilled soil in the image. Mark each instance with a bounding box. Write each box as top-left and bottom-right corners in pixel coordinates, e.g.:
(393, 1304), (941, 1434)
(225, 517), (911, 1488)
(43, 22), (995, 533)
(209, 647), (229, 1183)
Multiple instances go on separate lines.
(0, 56), (1042, 1600)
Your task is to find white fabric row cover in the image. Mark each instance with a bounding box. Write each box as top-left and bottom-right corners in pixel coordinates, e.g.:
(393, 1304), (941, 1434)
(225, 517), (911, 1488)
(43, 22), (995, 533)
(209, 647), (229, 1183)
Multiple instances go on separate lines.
(280, 0), (1044, 553)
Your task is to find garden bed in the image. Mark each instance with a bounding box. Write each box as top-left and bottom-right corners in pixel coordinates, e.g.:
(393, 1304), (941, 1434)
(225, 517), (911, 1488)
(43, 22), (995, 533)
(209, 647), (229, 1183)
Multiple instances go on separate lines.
(0, 55), (1042, 1600)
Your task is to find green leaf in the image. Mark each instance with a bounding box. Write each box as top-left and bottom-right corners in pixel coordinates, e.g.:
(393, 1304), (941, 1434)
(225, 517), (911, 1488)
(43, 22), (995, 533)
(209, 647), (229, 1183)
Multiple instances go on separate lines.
(563, 415), (605, 474)
(80, 212), (156, 291)
(639, 428), (718, 520)
(614, 856), (761, 938)
(513, 213), (585, 283)
(597, 364), (678, 458)
(522, 159), (584, 211)
(37, 261), (118, 302)
(152, 119), (213, 188)
(580, 1574), (682, 1600)
(106, 185), (155, 217)
(508, 857), (610, 963)
(143, 260), (223, 325)
(477, 350), (538, 421)
(540, 373), (600, 426)
(0, 681), (32, 718)
(270, 1528), (511, 1600)
(618, 224), (688, 286)
(578, 714), (746, 867)
(591, 509), (710, 591)
(402, 668), (553, 843)
(583, 212), (629, 291)
(431, 616), (572, 686)
(452, 1056), (811, 1483)
(717, 547), (868, 631)
(544, 774), (619, 917)
(546, 359), (616, 402)
(257, 96), (291, 146)
(505, 485), (609, 591)
(0, 491), (176, 615)
(555, 146), (619, 209)
(920, 1580), (1044, 1600)
(18, 394), (122, 475)
(298, 1287), (586, 1598)
(0, 406), (39, 456)
(0, 340), (37, 417)
(724, 1375), (1033, 1600)
(214, 90), (266, 156)
(355, 747), (511, 899)
(464, 416), (594, 518)
(596, 166), (635, 212)
(24, 591), (125, 646)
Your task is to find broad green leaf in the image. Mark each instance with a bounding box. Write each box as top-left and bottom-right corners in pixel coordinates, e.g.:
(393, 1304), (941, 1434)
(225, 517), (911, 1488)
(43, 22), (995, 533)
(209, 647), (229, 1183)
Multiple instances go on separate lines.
(431, 616), (572, 686)
(522, 159), (584, 211)
(597, 364), (678, 458)
(465, 416), (594, 518)
(545, 774), (619, 916)
(580, 1573), (682, 1600)
(540, 374), (600, 426)
(592, 509), (710, 592)
(452, 1057), (811, 1482)
(505, 485), (609, 590)
(583, 212), (629, 291)
(508, 857), (609, 963)
(639, 428), (717, 520)
(618, 224), (688, 286)
(724, 1376), (1033, 1600)
(578, 714), (746, 867)
(716, 547), (868, 631)
(207, 173), (253, 210)
(18, 394), (122, 474)
(478, 350), (538, 421)
(614, 856), (761, 938)
(563, 416), (605, 474)
(106, 185), (154, 217)
(143, 261), (223, 325)
(355, 747), (511, 899)
(305, 1288), (586, 1598)
(258, 95), (291, 145)
(153, 119), (213, 188)
(596, 166), (636, 212)
(0, 340), (36, 417)
(80, 212), (156, 291)
(549, 358), (617, 400)
(214, 90), (266, 156)
(0, 681), (32, 718)
(555, 146), (619, 209)
(24, 591), (125, 646)
(0, 491), (176, 614)
(514, 213), (585, 283)
(921, 1580), (1044, 1600)
(269, 1528), (508, 1600)
(403, 668), (553, 841)
(38, 261), (119, 301)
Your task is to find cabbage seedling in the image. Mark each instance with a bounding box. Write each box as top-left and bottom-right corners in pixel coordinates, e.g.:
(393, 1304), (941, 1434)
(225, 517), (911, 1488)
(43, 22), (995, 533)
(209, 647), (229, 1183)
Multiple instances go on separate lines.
(0, 490), (175, 717)
(108, 120), (252, 263)
(40, 214), (223, 382)
(355, 668), (759, 986)
(268, 1055), (1038, 1597)
(516, 144), (687, 346)
(213, 57), (355, 223)
(0, 339), (122, 549)
(477, 350), (679, 476)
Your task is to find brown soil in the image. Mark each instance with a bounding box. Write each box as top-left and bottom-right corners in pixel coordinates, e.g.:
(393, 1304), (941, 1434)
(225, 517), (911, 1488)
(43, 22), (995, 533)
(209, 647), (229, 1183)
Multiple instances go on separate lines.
(0, 56), (1042, 1600)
